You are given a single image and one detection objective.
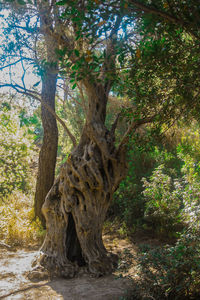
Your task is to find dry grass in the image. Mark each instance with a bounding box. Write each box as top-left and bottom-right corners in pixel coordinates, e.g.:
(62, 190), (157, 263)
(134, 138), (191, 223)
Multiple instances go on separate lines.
(0, 191), (45, 248)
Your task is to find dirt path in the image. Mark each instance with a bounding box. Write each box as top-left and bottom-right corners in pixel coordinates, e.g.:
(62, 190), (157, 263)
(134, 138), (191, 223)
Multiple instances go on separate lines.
(0, 233), (141, 300)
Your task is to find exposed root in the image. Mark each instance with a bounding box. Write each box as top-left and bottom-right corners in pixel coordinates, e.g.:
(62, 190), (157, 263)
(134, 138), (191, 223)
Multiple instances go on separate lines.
(29, 251), (78, 280)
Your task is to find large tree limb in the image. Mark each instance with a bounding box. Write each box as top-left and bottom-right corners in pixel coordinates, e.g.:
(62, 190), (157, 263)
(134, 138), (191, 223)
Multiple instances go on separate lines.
(103, 15), (122, 94)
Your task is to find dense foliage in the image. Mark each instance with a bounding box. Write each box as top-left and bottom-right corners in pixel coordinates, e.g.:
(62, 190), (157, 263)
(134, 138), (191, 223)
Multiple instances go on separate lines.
(110, 123), (200, 298)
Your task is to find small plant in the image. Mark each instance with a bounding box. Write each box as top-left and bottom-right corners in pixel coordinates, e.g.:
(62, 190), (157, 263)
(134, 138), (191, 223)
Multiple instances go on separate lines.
(142, 165), (183, 236)
(0, 103), (37, 198)
(118, 222), (129, 237)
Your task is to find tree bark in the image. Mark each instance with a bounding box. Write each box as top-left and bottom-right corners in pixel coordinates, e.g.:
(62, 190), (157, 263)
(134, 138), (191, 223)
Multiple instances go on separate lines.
(34, 4), (59, 227)
(34, 71), (58, 227)
(35, 84), (127, 277)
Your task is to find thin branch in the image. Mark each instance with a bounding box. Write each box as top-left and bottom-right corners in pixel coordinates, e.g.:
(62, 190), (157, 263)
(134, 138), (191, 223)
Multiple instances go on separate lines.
(58, 83), (83, 108)
(19, 51), (26, 91)
(110, 112), (121, 136)
(68, 93), (82, 106)
(41, 98), (77, 148)
(0, 82), (40, 96)
(77, 83), (87, 114)
(0, 59), (22, 71)
(13, 24), (39, 34)
(0, 56), (35, 72)
(0, 83), (77, 147)
(117, 114), (156, 151)
(129, 0), (183, 24)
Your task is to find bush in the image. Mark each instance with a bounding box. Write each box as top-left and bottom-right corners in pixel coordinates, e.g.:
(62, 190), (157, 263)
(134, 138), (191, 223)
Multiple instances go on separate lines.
(139, 154), (200, 299)
(110, 128), (182, 228)
(142, 165), (183, 236)
(139, 230), (200, 299)
(0, 102), (36, 197)
(111, 131), (158, 226)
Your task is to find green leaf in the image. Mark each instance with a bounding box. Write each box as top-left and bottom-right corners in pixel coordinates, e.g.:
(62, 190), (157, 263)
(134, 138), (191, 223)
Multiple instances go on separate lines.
(74, 49), (80, 57)
(56, 0), (67, 5)
(72, 64), (79, 70)
(17, 0), (26, 4)
(33, 81), (40, 87)
(72, 83), (77, 89)
(67, 50), (73, 57)
(70, 72), (76, 78)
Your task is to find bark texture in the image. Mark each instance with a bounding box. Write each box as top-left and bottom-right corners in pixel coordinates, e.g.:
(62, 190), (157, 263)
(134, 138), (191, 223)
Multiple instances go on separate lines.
(37, 84), (127, 277)
(34, 6), (59, 227)
(34, 71), (58, 227)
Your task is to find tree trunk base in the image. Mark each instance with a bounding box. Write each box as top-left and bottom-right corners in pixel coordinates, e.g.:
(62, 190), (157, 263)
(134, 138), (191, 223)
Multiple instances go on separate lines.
(29, 250), (118, 280)
(31, 122), (126, 279)
(35, 253), (77, 279)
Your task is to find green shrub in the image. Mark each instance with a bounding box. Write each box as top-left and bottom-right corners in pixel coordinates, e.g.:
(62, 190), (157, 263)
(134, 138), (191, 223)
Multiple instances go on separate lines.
(142, 165), (183, 235)
(111, 128), (182, 228)
(0, 102), (36, 198)
(139, 156), (200, 298)
(139, 230), (200, 299)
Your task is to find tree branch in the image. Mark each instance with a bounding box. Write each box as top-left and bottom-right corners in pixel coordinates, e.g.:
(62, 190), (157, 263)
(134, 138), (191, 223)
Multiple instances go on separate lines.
(0, 83), (77, 147)
(0, 56), (35, 71)
(77, 83), (87, 114)
(128, 0), (200, 41)
(0, 59), (22, 71)
(103, 15), (122, 94)
(117, 114), (156, 152)
(110, 112), (121, 136)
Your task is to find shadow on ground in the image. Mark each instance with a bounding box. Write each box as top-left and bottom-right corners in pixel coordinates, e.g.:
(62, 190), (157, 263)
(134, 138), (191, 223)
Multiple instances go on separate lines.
(0, 247), (137, 300)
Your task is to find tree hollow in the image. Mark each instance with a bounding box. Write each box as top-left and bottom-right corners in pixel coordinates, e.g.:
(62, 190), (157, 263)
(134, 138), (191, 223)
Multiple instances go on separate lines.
(65, 213), (86, 267)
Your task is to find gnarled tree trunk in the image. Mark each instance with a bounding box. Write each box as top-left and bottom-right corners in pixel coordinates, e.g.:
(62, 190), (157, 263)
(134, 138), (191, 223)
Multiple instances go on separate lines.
(37, 84), (127, 277)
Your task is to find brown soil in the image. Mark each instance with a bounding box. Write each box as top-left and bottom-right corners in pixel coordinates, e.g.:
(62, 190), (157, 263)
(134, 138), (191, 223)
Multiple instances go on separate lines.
(0, 230), (162, 300)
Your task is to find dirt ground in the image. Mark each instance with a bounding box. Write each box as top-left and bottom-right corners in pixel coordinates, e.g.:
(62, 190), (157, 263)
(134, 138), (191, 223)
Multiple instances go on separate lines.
(0, 230), (160, 300)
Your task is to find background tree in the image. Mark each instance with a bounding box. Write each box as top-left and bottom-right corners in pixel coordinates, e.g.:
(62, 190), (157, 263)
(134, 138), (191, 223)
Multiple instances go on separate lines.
(0, 2), (73, 226)
(33, 3), (59, 227)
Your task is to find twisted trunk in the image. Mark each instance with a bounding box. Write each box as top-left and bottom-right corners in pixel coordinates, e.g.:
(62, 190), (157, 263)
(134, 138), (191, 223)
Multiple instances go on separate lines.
(37, 84), (127, 277)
